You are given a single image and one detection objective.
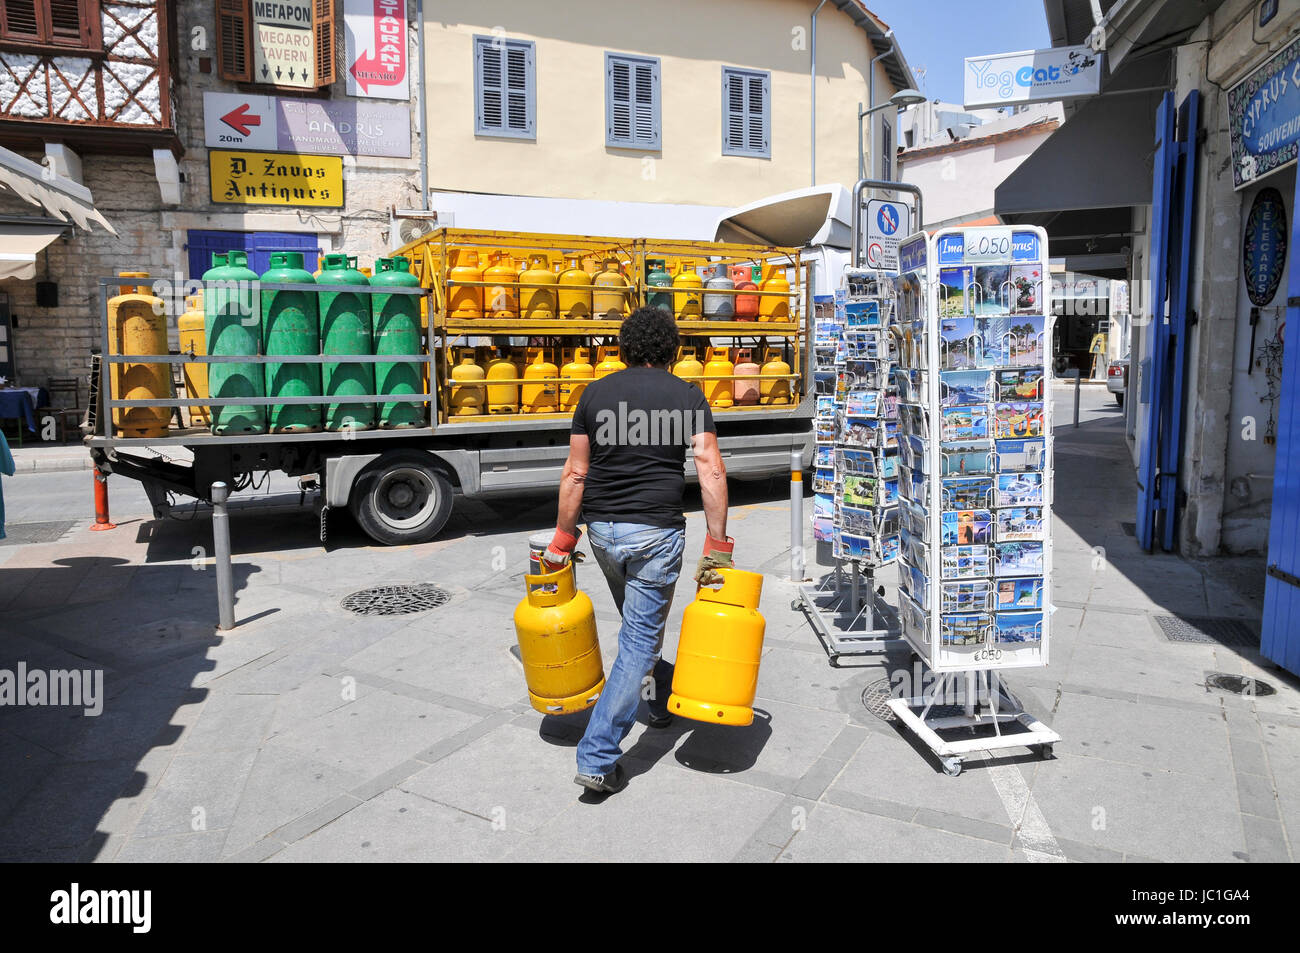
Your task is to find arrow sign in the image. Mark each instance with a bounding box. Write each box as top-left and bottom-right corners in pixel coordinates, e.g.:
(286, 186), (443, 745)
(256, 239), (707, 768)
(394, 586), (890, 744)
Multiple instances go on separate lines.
(345, 0), (409, 99)
(220, 103), (262, 138)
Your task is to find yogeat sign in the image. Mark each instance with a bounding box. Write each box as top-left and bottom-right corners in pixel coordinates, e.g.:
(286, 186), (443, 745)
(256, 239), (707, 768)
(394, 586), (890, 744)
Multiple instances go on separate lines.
(964, 45), (1102, 109)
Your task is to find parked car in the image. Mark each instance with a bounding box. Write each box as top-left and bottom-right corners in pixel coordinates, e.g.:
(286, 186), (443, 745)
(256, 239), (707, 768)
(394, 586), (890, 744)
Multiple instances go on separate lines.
(1107, 355), (1130, 405)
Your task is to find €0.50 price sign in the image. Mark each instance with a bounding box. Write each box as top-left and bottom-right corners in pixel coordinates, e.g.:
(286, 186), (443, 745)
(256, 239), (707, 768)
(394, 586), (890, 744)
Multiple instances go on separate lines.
(210, 150), (344, 207)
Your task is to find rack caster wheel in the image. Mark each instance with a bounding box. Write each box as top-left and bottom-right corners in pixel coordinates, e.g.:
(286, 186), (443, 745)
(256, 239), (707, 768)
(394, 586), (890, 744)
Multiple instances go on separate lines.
(942, 757), (963, 777)
(791, 598), (803, 611)
(1035, 744), (1054, 760)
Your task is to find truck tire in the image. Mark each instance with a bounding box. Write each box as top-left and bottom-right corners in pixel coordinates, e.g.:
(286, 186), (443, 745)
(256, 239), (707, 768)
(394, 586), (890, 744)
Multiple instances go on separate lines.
(1115, 392), (1124, 407)
(350, 451), (453, 546)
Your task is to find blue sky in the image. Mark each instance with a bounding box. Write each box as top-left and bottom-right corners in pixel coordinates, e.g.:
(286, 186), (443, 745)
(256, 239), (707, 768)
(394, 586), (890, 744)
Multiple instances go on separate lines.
(865, 1), (1052, 107)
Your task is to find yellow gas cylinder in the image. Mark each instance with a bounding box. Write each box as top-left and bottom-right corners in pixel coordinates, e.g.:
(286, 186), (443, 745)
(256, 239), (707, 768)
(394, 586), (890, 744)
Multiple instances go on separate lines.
(485, 350), (520, 414)
(703, 346), (734, 409)
(521, 347), (559, 413)
(593, 258), (630, 319)
(758, 264), (790, 322)
(449, 249), (485, 319)
(668, 568), (766, 726)
(484, 252), (519, 318)
(560, 346), (594, 412)
(513, 562), (605, 714)
(177, 291), (210, 426)
(732, 347), (761, 406)
(558, 255), (592, 320)
(521, 254), (557, 320)
(672, 345), (703, 390)
(673, 260), (704, 320)
(594, 345), (627, 379)
(450, 347), (486, 416)
(760, 346), (792, 405)
(107, 271), (171, 438)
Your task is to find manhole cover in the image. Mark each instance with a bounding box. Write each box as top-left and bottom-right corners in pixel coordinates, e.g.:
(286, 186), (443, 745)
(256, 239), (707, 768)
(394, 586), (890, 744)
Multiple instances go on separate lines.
(0, 520), (76, 546)
(861, 677), (897, 721)
(1205, 672), (1276, 697)
(340, 583), (450, 616)
(1155, 615), (1257, 648)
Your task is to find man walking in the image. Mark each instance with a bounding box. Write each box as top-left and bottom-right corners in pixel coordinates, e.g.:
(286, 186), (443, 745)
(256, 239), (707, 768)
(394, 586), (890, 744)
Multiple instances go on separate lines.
(543, 307), (735, 794)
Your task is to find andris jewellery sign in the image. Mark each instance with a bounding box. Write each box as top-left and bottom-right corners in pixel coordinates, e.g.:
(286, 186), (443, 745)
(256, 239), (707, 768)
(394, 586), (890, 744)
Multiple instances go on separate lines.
(1230, 34), (1300, 190)
(964, 45), (1101, 109)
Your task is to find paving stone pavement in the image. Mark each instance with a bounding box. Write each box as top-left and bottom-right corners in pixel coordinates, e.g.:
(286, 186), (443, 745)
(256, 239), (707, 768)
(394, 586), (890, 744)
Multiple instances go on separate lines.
(0, 387), (1296, 862)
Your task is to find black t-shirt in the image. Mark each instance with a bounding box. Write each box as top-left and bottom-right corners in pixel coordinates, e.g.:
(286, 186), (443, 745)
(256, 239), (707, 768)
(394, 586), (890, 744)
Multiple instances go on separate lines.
(571, 367), (716, 530)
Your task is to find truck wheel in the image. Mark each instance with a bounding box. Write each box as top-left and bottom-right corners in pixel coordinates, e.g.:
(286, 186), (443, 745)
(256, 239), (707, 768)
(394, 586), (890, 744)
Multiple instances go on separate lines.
(350, 452), (453, 545)
(1114, 392), (1124, 407)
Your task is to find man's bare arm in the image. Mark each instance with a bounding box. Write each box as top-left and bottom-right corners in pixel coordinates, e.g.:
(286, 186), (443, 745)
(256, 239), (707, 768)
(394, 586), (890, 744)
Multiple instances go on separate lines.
(692, 430), (728, 541)
(556, 434), (591, 537)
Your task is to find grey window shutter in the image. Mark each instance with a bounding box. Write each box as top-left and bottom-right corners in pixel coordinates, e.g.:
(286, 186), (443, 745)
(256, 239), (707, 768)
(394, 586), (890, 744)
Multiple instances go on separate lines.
(722, 67), (769, 157)
(475, 35), (535, 139)
(606, 54), (659, 149)
(724, 69), (745, 153)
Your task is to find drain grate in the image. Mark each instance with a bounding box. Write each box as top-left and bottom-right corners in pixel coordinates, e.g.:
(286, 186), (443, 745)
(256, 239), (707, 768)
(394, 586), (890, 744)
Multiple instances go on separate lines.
(0, 520), (76, 546)
(1205, 672), (1276, 697)
(1120, 521), (1136, 537)
(341, 583), (451, 616)
(861, 677), (898, 722)
(1155, 615), (1258, 648)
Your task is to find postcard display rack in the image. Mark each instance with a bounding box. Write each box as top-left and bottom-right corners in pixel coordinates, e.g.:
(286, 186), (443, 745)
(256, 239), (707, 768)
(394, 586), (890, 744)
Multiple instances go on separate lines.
(797, 268), (903, 665)
(886, 226), (1060, 776)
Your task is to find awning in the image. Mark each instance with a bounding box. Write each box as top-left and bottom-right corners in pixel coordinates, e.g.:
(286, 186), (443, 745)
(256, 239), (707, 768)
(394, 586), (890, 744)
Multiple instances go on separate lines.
(0, 145), (116, 235)
(0, 221), (68, 279)
(714, 185), (853, 247)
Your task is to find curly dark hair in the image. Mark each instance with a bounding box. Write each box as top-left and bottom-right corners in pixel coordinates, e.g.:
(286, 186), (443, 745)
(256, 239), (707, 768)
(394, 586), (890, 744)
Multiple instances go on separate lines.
(619, 306), (680, 368)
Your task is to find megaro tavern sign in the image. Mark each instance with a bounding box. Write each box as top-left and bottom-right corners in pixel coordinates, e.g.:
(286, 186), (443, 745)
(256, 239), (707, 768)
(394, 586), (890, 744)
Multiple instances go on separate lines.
(253, 0), (317, 88)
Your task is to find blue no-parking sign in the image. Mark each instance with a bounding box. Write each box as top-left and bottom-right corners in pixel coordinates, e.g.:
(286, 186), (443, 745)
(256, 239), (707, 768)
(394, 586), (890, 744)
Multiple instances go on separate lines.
(865, 199), (912, 271)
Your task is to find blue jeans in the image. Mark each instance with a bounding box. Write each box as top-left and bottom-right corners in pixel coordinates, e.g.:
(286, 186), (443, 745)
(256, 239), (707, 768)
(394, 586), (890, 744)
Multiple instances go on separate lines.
(575, 521), (686, 776)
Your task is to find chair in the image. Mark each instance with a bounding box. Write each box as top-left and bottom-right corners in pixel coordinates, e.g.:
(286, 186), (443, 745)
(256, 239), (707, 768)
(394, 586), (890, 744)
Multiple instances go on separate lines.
(37, 377), (82, 443)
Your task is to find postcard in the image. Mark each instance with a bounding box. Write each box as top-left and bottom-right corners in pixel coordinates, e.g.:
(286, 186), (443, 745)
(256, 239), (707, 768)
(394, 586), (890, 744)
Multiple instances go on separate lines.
(941, 405), (989, 441)
(941, 476), (994, 510)
(841, 475), (876, 508)
(938, 266), (974, 316)
(880, 478), (899, 505)
(973, 264), (1012, 313)
(998, 315), (1046, 366)
(995, 367), (1044, 401)
(815, 419), (836, 444)
(878, 534), (901, 564)
(996, 577), (1043, 609)
(941, 442), (995, 477)
(816, 396), (836, 418)
(900, 466), (929, 507)
(835, 530), (873, 562)
(941, 509), (993, 546)
(940, 369), (994, 407)
(845, 300), (881, 329)
(840, 419), (880, 448)
(942, 613), (989, 646)
(996, 506), (1045, 541)
(1009, 265), (1043, 315)
(994, 541), (1045, 577)
(846, 390), (882, 417)
(995, 610), (1043, 645)
(813, 517), (833, 542)
(997, 471), (1044, 506)
(939, 317), (979, 370)
(836, 448), (876, 476)
(815, 445), (833, 469)
(942, 581), (993, 613)
(995, 437), (1046, 472)
(901, 562), (929, 609)
(941, 544), (992, 580)
(812, 469), (835, 494)
(814, 493), (834, 520)
(993, 401), (1045, 439)
(879, 453), (898, 479)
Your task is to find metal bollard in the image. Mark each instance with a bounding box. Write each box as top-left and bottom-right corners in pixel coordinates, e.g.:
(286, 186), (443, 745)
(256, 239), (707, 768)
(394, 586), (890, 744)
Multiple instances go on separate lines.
(790, 448), (805, 582)
(89, 466), (116, 531)
(211, 481), (235, 630)
(1073, 368), (1082, 429)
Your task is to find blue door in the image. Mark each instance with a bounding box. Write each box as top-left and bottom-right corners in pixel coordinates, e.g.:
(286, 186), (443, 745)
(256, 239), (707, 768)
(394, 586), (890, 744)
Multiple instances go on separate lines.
(1262, 173), (1300, 677)
(186, 230), (322, 278)
(1136, 91), (1199, 552)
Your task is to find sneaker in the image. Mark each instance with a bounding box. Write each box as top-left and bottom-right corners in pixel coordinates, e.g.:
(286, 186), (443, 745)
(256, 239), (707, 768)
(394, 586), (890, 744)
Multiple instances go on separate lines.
(574, 762), (628, 794)
(646, 710), (673, 729)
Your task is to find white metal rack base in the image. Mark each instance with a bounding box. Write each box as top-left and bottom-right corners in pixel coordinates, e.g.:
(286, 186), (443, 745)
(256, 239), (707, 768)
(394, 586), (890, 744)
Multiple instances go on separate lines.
(794, 560), (903, 667)
(885, 669), (1060, 776)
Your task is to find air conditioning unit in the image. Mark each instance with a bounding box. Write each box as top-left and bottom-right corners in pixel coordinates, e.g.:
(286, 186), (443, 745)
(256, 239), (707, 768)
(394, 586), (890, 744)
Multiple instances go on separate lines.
(389, 207), (447, 251)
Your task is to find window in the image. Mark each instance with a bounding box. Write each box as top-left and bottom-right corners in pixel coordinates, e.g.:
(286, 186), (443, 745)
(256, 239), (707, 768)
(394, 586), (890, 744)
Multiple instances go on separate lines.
(217, 0), (335, 87)
(474, 34), (535, 139)
(605, 53), (660, 150)
(0, 0), (101, 50)
(881, 117), (893, 182)
(722, 66), (770, 158)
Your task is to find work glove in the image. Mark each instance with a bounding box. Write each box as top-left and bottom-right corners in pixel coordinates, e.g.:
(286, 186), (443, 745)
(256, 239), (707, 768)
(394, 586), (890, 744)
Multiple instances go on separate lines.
(694, 533), (735, 586)
(541, 527), (585, 573)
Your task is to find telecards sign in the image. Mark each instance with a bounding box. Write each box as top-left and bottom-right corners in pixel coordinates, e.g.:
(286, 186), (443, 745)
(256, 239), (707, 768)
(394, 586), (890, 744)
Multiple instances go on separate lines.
(1229, 34), (1300, 189)
(964, 45), (1101, 109)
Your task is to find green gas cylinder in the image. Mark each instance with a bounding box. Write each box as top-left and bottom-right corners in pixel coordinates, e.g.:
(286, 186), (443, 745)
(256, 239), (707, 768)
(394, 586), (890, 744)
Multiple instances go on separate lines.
(646, 258), (673, 314)
(261, 252), (321, 433)
(204, 250), (265, 435)
(372, 256), (425, 428)
(319, 253), (375, 431)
